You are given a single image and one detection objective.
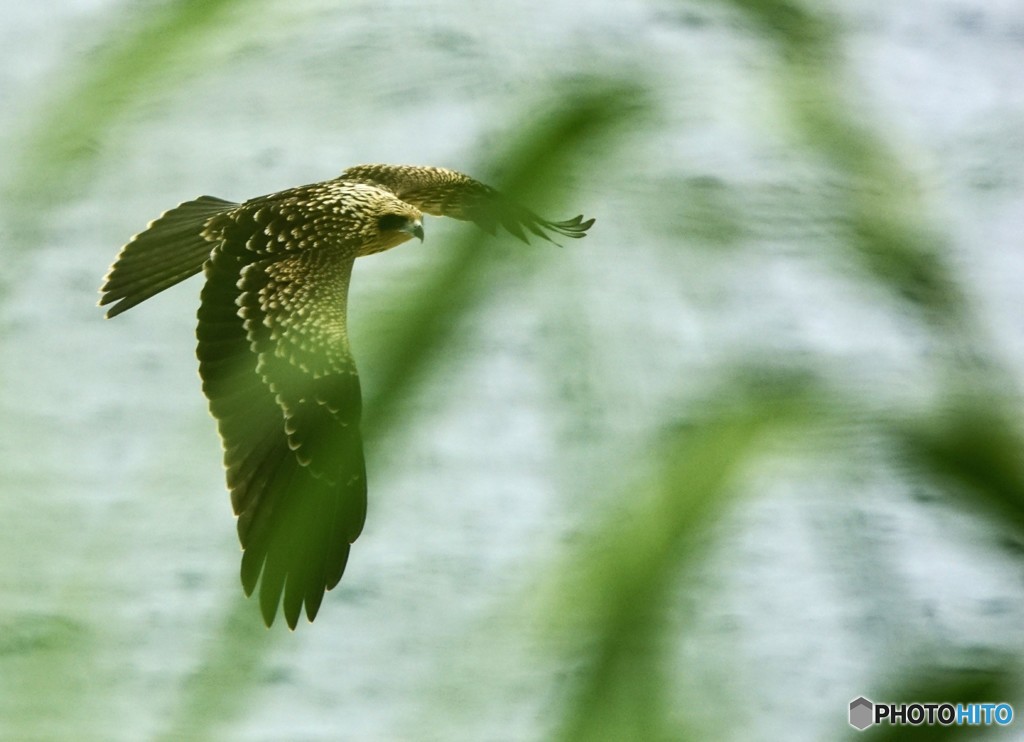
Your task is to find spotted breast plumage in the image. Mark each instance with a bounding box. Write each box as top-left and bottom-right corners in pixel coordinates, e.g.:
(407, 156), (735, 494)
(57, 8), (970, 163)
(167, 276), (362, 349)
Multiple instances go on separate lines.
(99, 164), (594, 628)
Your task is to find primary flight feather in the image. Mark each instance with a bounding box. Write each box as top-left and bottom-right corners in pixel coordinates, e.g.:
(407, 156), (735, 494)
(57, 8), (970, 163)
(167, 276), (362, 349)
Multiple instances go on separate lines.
(100, 164), (594, 629)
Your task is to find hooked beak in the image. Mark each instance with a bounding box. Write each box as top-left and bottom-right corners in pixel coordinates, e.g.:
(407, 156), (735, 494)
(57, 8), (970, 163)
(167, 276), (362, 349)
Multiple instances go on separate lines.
(408, 220), (424, 242)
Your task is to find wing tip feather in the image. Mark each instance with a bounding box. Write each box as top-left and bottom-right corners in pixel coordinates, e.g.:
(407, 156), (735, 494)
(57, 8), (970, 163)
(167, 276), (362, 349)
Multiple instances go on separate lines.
(547, 214), (595, 238)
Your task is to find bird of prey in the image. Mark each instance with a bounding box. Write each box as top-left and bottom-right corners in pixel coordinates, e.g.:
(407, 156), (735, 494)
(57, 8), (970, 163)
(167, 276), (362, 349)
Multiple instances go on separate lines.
(100, 164), (594, 629)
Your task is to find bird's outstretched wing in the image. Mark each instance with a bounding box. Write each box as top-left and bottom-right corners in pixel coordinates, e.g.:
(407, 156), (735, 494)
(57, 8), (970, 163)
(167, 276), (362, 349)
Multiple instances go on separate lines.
(197, 205), (366, 629)
(99, 196), (236, 317)
(341, 164), (595, 244)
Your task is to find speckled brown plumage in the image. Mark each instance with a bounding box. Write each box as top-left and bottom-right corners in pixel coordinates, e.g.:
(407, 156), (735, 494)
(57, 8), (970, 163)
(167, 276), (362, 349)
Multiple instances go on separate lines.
(99, 164), (594, 629)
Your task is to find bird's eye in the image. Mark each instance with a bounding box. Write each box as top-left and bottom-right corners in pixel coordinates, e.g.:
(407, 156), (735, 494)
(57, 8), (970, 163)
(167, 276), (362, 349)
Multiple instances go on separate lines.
(377, 214), (408, 232)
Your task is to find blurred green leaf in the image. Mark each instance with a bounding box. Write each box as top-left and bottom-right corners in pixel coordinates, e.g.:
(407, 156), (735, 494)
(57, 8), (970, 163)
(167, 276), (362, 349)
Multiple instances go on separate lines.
(158, 597), (268, 741)
(550, 372), (824, 742)
(6, 0), (255, 220)
(722, 0), (835, 60)
(897, 404), (1024, 537)
(710, 0), (966, 322)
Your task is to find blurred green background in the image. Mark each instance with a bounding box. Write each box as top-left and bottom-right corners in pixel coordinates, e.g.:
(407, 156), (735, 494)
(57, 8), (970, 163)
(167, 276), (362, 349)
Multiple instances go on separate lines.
(2, 0), (1023, 739)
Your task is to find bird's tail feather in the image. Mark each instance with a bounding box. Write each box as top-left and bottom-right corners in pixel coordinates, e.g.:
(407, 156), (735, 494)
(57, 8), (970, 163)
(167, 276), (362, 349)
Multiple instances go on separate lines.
(99, 195), (236, 318)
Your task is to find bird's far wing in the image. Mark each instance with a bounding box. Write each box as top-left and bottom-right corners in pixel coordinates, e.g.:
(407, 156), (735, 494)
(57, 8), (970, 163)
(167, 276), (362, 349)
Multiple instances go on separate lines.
(341, 164), (595, 244)
(196, 210), (366, 629)
(100, 195), (236, 318)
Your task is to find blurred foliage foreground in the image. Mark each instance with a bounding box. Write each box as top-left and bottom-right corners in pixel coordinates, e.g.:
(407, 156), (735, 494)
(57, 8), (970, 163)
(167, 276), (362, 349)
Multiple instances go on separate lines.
(4, 0), (1024, 740)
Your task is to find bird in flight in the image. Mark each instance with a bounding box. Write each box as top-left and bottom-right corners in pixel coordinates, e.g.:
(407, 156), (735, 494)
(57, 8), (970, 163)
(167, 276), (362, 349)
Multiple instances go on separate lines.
(100, 164), (594, 629)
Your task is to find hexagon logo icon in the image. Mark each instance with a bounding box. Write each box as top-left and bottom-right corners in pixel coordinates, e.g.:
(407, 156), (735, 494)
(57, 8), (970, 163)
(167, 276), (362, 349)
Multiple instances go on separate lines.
(849, 696), (874, 731)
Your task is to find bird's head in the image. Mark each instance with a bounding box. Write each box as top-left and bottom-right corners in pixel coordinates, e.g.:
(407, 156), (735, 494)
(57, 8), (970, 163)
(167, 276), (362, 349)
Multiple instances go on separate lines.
(350, 185), (424, 256)
(376, 211), (424, 243)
